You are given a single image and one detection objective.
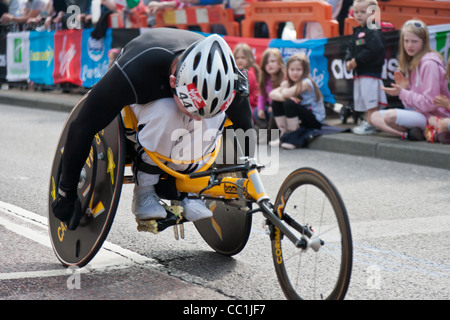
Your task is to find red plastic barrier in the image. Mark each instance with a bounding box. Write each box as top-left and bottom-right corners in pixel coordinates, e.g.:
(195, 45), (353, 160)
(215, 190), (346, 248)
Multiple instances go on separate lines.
(240, 1), (339, 39)
(154, 5), (240, 36)
(344, 0), (450, 34)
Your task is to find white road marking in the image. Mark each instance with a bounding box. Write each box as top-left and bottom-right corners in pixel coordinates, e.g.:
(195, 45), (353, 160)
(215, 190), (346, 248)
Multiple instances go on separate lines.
(0, 201), (155, 280)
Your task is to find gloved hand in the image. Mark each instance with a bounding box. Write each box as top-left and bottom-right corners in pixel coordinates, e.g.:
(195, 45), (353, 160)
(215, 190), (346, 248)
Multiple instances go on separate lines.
(51, 187), (83, 230)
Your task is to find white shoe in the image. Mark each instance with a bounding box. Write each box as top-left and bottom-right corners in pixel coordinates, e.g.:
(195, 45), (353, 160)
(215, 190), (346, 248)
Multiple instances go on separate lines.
(132, 186), (167, 220)
(280, 142), (297, 149)
(352, 121), (377, 135)
(181, 196), (213, 222)
(269, 138), (280, 147)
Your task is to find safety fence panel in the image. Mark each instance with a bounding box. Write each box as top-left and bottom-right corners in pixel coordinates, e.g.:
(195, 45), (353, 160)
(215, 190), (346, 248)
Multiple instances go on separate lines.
(154, 5), (240, 36)
(241, 1), (339, 39)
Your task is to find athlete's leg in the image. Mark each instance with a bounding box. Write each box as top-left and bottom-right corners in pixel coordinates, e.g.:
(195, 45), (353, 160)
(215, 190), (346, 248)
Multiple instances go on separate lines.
(60, 66), (135, 192)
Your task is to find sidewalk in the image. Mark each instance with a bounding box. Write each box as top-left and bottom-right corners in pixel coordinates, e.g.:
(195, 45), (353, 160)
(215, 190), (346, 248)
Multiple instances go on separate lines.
(1, 88), (449, 171)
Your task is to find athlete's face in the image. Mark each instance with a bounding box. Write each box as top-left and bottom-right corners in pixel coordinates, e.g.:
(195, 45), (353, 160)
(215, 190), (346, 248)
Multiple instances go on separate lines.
(170, 60), (201, 121)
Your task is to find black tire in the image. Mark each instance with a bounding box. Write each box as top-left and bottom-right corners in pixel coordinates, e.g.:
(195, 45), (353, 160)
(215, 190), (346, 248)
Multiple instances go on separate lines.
(193, 126), (252, 256)
(271, 168), (352, 300)
(47, 96), (126, 268)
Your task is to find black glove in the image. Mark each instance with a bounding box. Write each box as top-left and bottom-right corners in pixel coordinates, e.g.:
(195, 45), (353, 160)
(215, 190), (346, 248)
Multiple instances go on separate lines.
(51, 187), (83, 230)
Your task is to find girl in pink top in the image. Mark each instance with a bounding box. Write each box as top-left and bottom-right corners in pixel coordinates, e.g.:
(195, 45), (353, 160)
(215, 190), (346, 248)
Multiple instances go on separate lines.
(371, 20), (450, 140)
(255, 48), (285, 130)
(233, 43), (260, 114)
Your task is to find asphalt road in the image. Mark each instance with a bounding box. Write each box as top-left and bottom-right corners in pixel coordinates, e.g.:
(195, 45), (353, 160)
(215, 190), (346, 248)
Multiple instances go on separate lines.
(0, 103), (449, 301)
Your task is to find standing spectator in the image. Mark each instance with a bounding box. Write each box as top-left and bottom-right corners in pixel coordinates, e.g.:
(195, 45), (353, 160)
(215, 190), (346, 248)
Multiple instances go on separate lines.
(6, 0), (27, 18)
(345, 0), (387, 135)
(371, 20), (450, 140)
(255, 48), (285, 142)
(233, 42), (260, 115)
(0, 1), (8, 18)
(1, 0), (49, 25)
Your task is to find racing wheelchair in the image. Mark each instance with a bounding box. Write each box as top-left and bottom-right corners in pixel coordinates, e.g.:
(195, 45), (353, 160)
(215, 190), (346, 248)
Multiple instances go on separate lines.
(48, 96), (353, 300)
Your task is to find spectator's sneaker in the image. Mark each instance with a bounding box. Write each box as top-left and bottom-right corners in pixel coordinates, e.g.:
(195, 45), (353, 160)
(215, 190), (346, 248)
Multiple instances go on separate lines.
(352, 121), (377, 135)
(181, 196), (213, 221)
(132, 190), (167, 220)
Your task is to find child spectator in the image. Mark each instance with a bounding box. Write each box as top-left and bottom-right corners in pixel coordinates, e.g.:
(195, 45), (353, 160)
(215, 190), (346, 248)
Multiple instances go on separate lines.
(255, 48), (285, 141)
(269, 53), (325, 149)
(371, 20), (450, 140)
(427, 57), (450, 143)
(345, 0), (387, 135)
(233, 42), (260, 115)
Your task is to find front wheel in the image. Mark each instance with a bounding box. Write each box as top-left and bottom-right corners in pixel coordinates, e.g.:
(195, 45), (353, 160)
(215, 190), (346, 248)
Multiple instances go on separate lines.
(271, 168), (352, 300)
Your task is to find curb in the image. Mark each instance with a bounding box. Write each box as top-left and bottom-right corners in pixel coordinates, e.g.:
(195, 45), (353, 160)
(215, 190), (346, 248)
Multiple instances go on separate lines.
(309, 133), (450, 171)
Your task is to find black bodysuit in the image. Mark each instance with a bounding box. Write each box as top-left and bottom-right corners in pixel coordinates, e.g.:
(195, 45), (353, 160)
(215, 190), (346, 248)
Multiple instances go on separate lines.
(60, 28), (253, 191)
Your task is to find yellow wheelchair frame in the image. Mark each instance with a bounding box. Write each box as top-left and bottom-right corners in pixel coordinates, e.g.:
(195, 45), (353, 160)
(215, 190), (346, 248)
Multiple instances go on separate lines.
(121, 106), (269, 204)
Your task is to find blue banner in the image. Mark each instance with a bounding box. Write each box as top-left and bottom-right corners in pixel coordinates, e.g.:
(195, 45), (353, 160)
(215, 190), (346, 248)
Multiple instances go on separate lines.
(80, 28), (112, 88)
(269, 38), (335, 104)
(29, 31), (55, 85)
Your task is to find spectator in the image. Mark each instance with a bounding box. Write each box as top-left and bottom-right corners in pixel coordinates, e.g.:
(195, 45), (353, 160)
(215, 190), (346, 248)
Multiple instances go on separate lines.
(6, 0), (27, 18)
(427, 57), (450, 143)
(345, 0), (387, 135)
(0, 1), (8, 18)
(1, 0), (49, 25)
(146, 0), (180, 26)
(255, 48), (285, 142)
(371, 20), (450, 140)
(233, 42), (260, 115)
(44, 0), (93, 29)
(269, 53), (325, 149)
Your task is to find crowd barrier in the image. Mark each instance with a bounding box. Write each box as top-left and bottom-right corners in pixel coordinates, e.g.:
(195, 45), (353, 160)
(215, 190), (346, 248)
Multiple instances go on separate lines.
(153, 5), (240, 36)
(0, 24), (448, 108)
(344, 0), (450, 35)
(240, 1), (339, 39)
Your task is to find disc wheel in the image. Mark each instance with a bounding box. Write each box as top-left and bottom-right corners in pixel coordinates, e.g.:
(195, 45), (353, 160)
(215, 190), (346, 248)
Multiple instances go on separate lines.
(48, 96), (126, 267)
(271, 168), (353, 300)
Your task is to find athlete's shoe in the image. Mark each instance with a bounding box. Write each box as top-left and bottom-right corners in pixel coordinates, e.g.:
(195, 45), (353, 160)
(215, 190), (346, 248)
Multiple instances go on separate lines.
(132, 187), (167, 220)
(180, 196), (213, 221)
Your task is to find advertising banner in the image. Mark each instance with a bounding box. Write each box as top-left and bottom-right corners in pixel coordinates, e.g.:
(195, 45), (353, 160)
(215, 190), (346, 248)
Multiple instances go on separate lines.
(81, 28), (112, 88)
(6, 32), (30, 82)
(29, 31), (55, 85)
(430, 23), (450, 65)
(53, 29), (82, 86)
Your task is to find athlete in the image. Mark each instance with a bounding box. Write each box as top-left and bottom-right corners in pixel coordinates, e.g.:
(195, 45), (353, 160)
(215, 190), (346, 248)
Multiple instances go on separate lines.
(51, 28), (254, 230)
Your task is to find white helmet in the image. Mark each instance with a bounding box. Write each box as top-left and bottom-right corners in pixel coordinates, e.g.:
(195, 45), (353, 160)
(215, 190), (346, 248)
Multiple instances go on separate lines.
(175, 34), (237, 119)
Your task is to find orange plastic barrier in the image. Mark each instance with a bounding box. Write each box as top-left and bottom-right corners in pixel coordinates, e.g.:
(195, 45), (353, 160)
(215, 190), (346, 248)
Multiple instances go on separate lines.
(240, 1), (339, 39)
(344, 0), (450, 35)
(154, 5), (240, 36)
